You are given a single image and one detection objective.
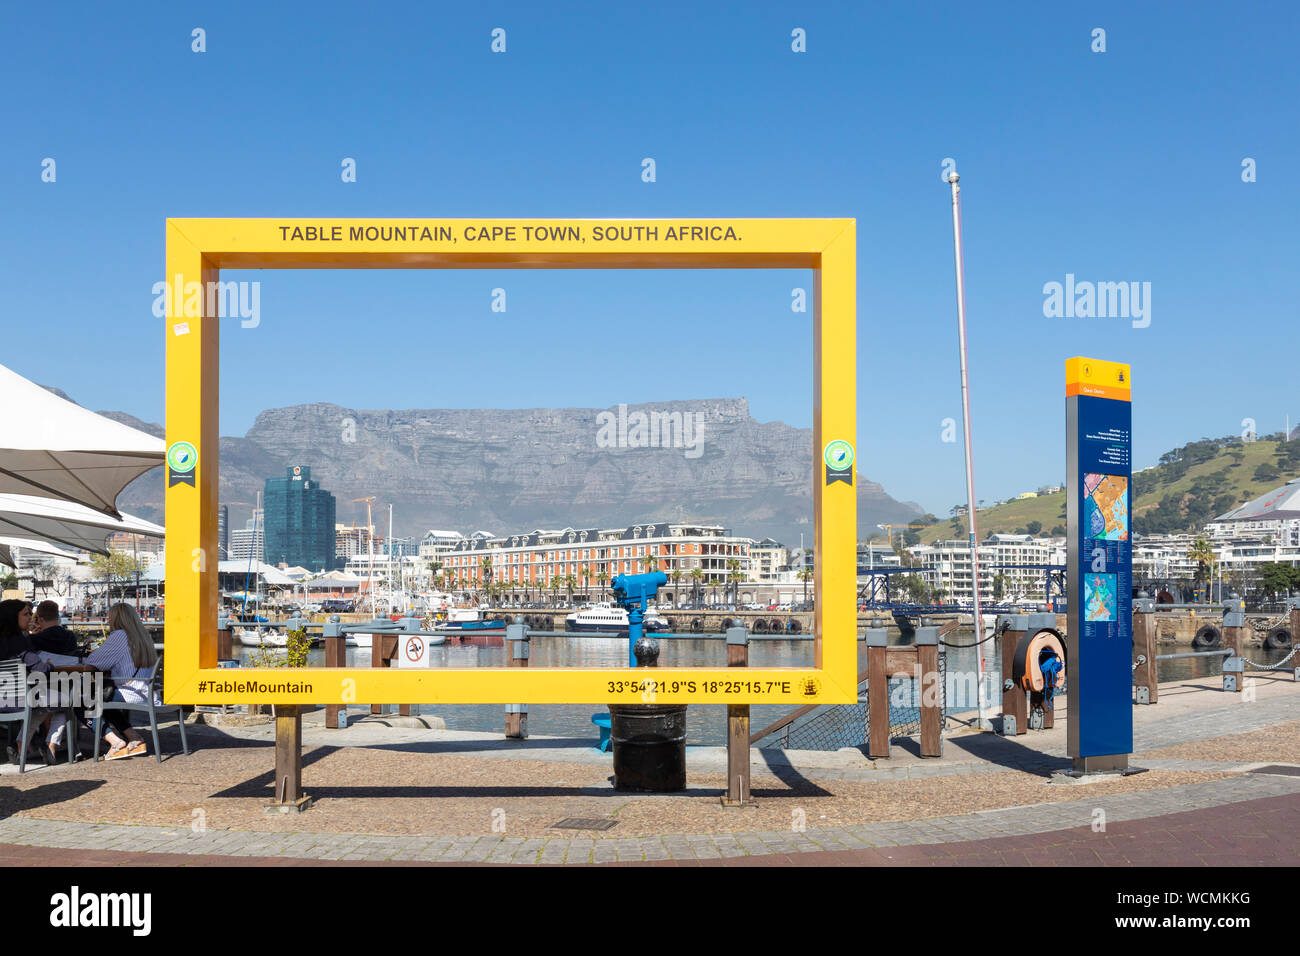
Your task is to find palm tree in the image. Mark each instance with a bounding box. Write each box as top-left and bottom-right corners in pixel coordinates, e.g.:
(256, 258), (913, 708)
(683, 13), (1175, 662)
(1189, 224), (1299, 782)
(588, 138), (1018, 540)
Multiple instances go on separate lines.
(799, 567), (814, 606)
(728, 570), (744, 606)
(1187, 537), (1217, 601)
(689, 567), (704, 608)
(670, 567), (683, 604)
(597, 570), (608, 601)
(581, 566), (591, 600)
(548, 576), (562, 606)
(564, 574), (577, 604)
(479, 556), (493, 602)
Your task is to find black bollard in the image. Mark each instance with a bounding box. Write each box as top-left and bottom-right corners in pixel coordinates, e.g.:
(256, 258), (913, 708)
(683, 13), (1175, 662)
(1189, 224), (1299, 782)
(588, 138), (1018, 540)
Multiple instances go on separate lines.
(609, 637), (687, 791)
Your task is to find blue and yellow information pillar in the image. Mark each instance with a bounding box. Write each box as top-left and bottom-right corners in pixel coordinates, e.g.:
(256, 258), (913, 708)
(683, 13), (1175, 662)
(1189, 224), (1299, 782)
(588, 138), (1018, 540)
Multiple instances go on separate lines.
(1065, 357), (1133, 772)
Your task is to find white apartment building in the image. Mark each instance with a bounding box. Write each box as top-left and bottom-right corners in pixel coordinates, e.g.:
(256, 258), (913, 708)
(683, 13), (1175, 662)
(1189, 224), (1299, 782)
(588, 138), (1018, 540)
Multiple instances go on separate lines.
(1133, 532), (1300, 585)
(228, 524), (264, 563)
(911, 534), (1065, 605)
(857, 543), (902, 571)
(750, 539), (790, 581)
(334, 524), (374, 563)
(418, 529), (468, 564)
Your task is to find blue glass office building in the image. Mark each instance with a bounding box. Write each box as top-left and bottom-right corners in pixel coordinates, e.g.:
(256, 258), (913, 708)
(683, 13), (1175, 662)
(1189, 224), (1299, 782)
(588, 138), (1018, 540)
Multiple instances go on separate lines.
(263, 465), (337, 572)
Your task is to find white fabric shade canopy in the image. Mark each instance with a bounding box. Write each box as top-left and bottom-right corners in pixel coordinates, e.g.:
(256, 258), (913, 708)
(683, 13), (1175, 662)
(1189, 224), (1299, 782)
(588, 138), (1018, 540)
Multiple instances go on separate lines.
(0, 536), (83, 567)
(0, 493), (164, 555)
(0, 363), (164, 516)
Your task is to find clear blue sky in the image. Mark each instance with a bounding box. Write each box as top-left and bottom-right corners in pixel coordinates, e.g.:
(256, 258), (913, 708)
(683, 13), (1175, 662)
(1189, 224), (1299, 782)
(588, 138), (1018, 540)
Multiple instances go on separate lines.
(2, 1), (1296, 516)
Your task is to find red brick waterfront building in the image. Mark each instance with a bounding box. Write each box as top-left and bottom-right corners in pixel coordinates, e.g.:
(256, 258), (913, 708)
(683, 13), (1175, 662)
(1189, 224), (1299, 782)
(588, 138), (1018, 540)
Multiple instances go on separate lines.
(441, 522), (753, 605)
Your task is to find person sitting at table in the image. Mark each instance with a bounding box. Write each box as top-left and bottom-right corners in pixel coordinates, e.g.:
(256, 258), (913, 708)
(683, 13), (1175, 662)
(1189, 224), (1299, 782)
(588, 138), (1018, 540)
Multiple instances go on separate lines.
(30, 601), (82, 656)
(0, 599), (54, 763)
(81, 603), (158, 759)
(1, 600), (142, 761)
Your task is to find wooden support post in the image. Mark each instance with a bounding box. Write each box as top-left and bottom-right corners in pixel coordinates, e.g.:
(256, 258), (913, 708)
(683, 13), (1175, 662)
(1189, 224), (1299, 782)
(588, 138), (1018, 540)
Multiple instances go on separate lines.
(916, 627), (942, 757)
(505, 618), (529, 738)
(1292, 606), (1300, 680)
(722, 626), (752, 805)
(370, 635), (385, 715)
(1000, 616), (1028, 734)
(1132, 604), (1158, 704)
(268, 704), (312, 813)
(324, 629), (344, 728)
(865, 628), (890, 758)
(370, 634), (399, 714)
(1224, 625), (1243, 694)
(1224, 626), (1242, 659)
(1224, 599), (1245, 694)
(217, 624), (232, 661)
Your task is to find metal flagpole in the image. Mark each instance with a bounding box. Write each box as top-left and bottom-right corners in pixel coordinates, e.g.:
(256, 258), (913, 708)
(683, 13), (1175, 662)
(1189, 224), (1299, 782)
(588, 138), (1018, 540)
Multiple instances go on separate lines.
(947, 172), (990, 729)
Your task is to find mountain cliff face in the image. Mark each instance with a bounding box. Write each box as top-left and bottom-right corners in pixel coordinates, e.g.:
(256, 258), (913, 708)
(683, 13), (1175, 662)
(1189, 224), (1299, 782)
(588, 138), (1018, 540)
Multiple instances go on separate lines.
(114, 398), (920, 547)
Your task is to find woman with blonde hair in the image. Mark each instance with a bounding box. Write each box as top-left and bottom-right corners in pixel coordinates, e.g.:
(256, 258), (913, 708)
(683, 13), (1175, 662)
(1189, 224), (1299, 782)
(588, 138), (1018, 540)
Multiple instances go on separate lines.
(83, 603), (160, 758)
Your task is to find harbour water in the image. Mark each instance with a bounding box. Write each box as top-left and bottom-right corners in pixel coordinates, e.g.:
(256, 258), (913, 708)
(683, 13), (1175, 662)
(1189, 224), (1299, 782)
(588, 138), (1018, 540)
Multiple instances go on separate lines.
(224, 631), (1294, 747)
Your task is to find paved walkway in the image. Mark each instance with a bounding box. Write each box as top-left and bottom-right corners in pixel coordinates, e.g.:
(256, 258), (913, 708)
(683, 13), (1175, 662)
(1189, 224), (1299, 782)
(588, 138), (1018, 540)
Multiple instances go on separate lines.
(1, 769), (1296, 864)
(2, 786), (1295, 866)
(0, 675), (1294, 865)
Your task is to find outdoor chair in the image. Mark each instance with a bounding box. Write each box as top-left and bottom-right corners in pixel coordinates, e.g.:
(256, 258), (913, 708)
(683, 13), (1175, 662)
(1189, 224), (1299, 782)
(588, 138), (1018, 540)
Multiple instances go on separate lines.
(0, 658), (64, 773)
(92, 654), (190, 763)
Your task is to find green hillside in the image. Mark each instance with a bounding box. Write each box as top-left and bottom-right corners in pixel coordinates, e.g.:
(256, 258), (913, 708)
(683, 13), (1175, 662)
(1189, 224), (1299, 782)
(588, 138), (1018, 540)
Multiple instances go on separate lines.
(896, 435), (1300, 546)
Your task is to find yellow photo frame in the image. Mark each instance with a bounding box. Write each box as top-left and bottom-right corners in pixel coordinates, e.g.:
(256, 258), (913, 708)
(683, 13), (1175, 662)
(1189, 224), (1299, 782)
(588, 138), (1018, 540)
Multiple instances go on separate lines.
(164, 218), (857, 705)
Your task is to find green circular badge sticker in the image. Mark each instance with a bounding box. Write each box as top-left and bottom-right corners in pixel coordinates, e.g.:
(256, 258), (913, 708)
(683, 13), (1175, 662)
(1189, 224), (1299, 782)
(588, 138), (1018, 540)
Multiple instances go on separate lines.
(167, 441), (198, 473)
(823, 439), (854, 471)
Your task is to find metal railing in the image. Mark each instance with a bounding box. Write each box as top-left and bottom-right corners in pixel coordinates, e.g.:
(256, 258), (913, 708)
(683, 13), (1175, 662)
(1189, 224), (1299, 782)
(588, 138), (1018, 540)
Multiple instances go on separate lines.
(1154, 649), (1233, 661)
(753, 653), (948, 751)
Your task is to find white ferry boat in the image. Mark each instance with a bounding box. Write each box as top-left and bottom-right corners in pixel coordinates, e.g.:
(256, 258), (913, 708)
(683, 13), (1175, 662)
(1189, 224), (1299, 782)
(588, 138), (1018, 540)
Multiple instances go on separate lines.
(564, 602), (668, 634)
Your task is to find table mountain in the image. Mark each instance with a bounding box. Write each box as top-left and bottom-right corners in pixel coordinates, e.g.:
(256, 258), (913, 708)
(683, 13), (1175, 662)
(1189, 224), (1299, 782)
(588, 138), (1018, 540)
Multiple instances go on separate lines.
(112, 398), (920, 548)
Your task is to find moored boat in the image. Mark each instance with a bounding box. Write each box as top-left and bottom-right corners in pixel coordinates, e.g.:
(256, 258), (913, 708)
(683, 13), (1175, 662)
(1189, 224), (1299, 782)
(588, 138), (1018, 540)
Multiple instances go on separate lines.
(237, 627), (287, 648)
(440, 608), (506, 643)
(564, 602), (667, 634)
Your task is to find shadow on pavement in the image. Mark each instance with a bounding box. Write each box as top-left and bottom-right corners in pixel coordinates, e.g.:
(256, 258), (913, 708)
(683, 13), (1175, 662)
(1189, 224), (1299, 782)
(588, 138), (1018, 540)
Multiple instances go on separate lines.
(939, 731), (1070, 776)
(0, 779), (105, 820)
(752, 748), (834, 797)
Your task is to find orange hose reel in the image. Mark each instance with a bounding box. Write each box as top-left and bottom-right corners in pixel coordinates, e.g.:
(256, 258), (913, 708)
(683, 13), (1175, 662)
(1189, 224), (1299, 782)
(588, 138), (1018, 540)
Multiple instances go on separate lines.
(1011, 629), (1067, 694)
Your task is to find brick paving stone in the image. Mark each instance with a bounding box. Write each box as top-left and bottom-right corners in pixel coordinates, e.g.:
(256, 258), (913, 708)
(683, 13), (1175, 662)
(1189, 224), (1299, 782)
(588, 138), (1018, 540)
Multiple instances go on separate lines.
(538, 846), (568, 864)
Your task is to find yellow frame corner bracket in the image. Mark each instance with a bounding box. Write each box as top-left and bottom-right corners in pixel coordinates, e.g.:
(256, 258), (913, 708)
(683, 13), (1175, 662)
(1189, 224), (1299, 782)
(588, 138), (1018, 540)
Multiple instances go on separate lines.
(164, 218), (857, 706)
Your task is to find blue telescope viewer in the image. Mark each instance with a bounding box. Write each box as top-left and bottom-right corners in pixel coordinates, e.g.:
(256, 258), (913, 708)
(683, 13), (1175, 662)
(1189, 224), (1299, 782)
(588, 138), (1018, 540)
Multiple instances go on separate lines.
(611, 571), (667, 667)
